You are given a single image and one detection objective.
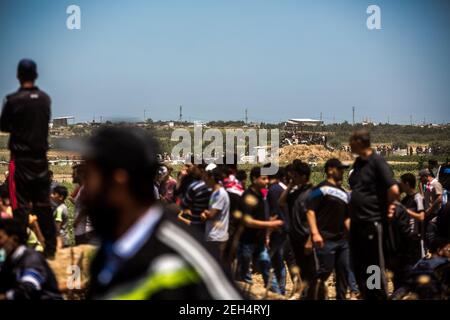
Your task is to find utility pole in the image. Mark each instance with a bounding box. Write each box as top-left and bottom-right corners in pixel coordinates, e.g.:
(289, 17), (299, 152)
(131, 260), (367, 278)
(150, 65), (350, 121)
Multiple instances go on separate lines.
(320, 112), (323, 121)
(179, 105), (183, 122)
(352, 106), (355, 126)
(245, 108), (248, 124)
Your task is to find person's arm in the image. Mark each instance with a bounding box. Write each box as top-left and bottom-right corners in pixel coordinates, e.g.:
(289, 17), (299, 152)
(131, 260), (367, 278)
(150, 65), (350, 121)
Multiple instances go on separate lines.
(426, 194), (443, 216)
(55, 221), (62, 234)
(69, 185), (80, 205)
(0, 97), (13, 133)
(201, 208), (220, 220)
(243, 215), (283, 229)
(4, 266), (47, 300)
(406, 209), (425, 221)
(54, 207), (63, 234)
(344, 217), (351, 231)
(375, 158), (400, 218)
(387, 184), (401, 218)
(306, 209), (324, 248)
(29, 218), (45, 246)
(426, 182), (443, 216)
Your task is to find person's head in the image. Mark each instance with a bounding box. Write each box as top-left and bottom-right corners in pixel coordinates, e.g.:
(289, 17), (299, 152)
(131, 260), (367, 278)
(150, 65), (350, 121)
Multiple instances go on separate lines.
(324, 158), (349, 185)
(157, 165), (172, 183)
(185, 157), (205, 180)
(437, 243), (450, 258)
(222, 153), (239, 174)
(419, 169), (433, 184)
(72, 164), (85, 185)
(428, 159), (438, 169)
(235, 169), (247, 183)
(288, 160), (311, 186)
(51, 185), (69, 205)
(250, 166), (268, 189)
(349, 129), (371, 155)
(17, 59), (38, 85)
(82, 127), (160, 241)
(0, 219), (27, 257)
(268, 165), (285, 185)
(400, 173), (416, 193)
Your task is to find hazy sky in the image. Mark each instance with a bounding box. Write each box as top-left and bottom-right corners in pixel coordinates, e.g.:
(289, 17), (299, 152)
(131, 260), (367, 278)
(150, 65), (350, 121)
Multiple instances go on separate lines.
(1, 0), (449, 124)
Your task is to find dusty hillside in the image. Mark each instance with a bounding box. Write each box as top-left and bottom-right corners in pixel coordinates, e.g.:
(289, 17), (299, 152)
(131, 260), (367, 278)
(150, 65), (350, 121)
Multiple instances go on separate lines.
(279, 145), (354, 164)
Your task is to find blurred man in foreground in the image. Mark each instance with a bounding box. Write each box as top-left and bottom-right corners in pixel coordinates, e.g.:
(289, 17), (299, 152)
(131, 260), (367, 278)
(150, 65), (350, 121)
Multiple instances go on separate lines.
(84, 127), (241, 300)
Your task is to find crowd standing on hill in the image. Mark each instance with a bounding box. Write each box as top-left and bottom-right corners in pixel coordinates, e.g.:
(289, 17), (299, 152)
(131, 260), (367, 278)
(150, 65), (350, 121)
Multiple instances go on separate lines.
(0, 60), (449, 300)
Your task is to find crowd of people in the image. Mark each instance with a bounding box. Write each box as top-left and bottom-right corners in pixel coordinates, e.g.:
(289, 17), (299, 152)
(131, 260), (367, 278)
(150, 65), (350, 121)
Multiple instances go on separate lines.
(0, 60), (449, 300)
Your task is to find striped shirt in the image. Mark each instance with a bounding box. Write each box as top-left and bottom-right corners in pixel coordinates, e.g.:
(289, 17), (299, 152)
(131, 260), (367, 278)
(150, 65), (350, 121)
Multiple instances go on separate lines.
(181, 180), (212, 224)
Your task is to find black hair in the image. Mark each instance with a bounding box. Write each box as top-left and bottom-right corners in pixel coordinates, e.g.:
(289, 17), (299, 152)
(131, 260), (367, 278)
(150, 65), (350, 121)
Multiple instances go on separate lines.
(0, 219), (28, 245)
(235, 169), (247, 182)
(207, 166), (225, 183)
(86, 127), (160, 205)
(274, 166), (286, 180)
(250, 166), (262, 181)
(53, 185), (69, 200)
(400, 173), (416, 189)
(291, 160), (311, 180)
(17, 59), (38, 82)
(351, 129), (371, 148)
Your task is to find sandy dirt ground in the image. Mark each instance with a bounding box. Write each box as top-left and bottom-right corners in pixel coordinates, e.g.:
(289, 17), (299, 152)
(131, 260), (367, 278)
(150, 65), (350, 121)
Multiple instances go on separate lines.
(279, 145), (354, 164)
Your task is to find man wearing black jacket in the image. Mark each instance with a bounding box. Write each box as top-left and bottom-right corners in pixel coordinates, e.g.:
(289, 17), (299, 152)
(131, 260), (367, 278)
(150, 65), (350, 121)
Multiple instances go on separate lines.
(84, 127), (241, 300)
(0, 59), (56, 259)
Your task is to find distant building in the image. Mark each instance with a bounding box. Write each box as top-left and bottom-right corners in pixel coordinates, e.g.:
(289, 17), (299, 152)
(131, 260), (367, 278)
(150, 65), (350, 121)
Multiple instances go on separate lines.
(284, 118), (323, 131)
(52, 116), (75, 127)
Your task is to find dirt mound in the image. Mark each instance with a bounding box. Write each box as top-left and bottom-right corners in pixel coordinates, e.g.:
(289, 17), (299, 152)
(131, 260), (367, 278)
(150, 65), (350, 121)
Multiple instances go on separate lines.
(279, 145), (353, 164)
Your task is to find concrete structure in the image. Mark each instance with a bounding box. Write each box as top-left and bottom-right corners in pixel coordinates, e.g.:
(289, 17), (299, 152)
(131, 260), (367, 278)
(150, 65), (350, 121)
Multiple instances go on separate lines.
(52, 116), (75, 127)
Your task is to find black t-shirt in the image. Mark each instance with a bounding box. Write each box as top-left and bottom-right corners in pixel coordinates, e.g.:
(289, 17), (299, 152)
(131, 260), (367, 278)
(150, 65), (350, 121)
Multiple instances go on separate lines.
(1, 87), (51, 156)
(401, 193), (425, 238)
(286, 186), (303, 223)
(239, 187), (267, 244)
(349, 152), (396, 222)
(306, 181), (349, 241)
(267, 182), (289, 233)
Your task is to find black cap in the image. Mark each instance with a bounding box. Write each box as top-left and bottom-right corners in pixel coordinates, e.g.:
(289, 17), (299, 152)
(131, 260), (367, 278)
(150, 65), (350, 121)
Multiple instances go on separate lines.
(324, 158), (349, 171)
(83, 126), (160, 181)
(17, 59), (38, 80)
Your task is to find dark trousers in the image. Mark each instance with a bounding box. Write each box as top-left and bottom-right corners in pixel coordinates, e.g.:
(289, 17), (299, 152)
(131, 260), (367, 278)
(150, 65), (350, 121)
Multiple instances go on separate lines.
(236, 242), (281, 294)
(290, 234), (315, 283)
(269, 233), (288, 295)
(9, 156), (56, 258)
(350, 220), (388, 300)
(309, 238), (351, 300)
